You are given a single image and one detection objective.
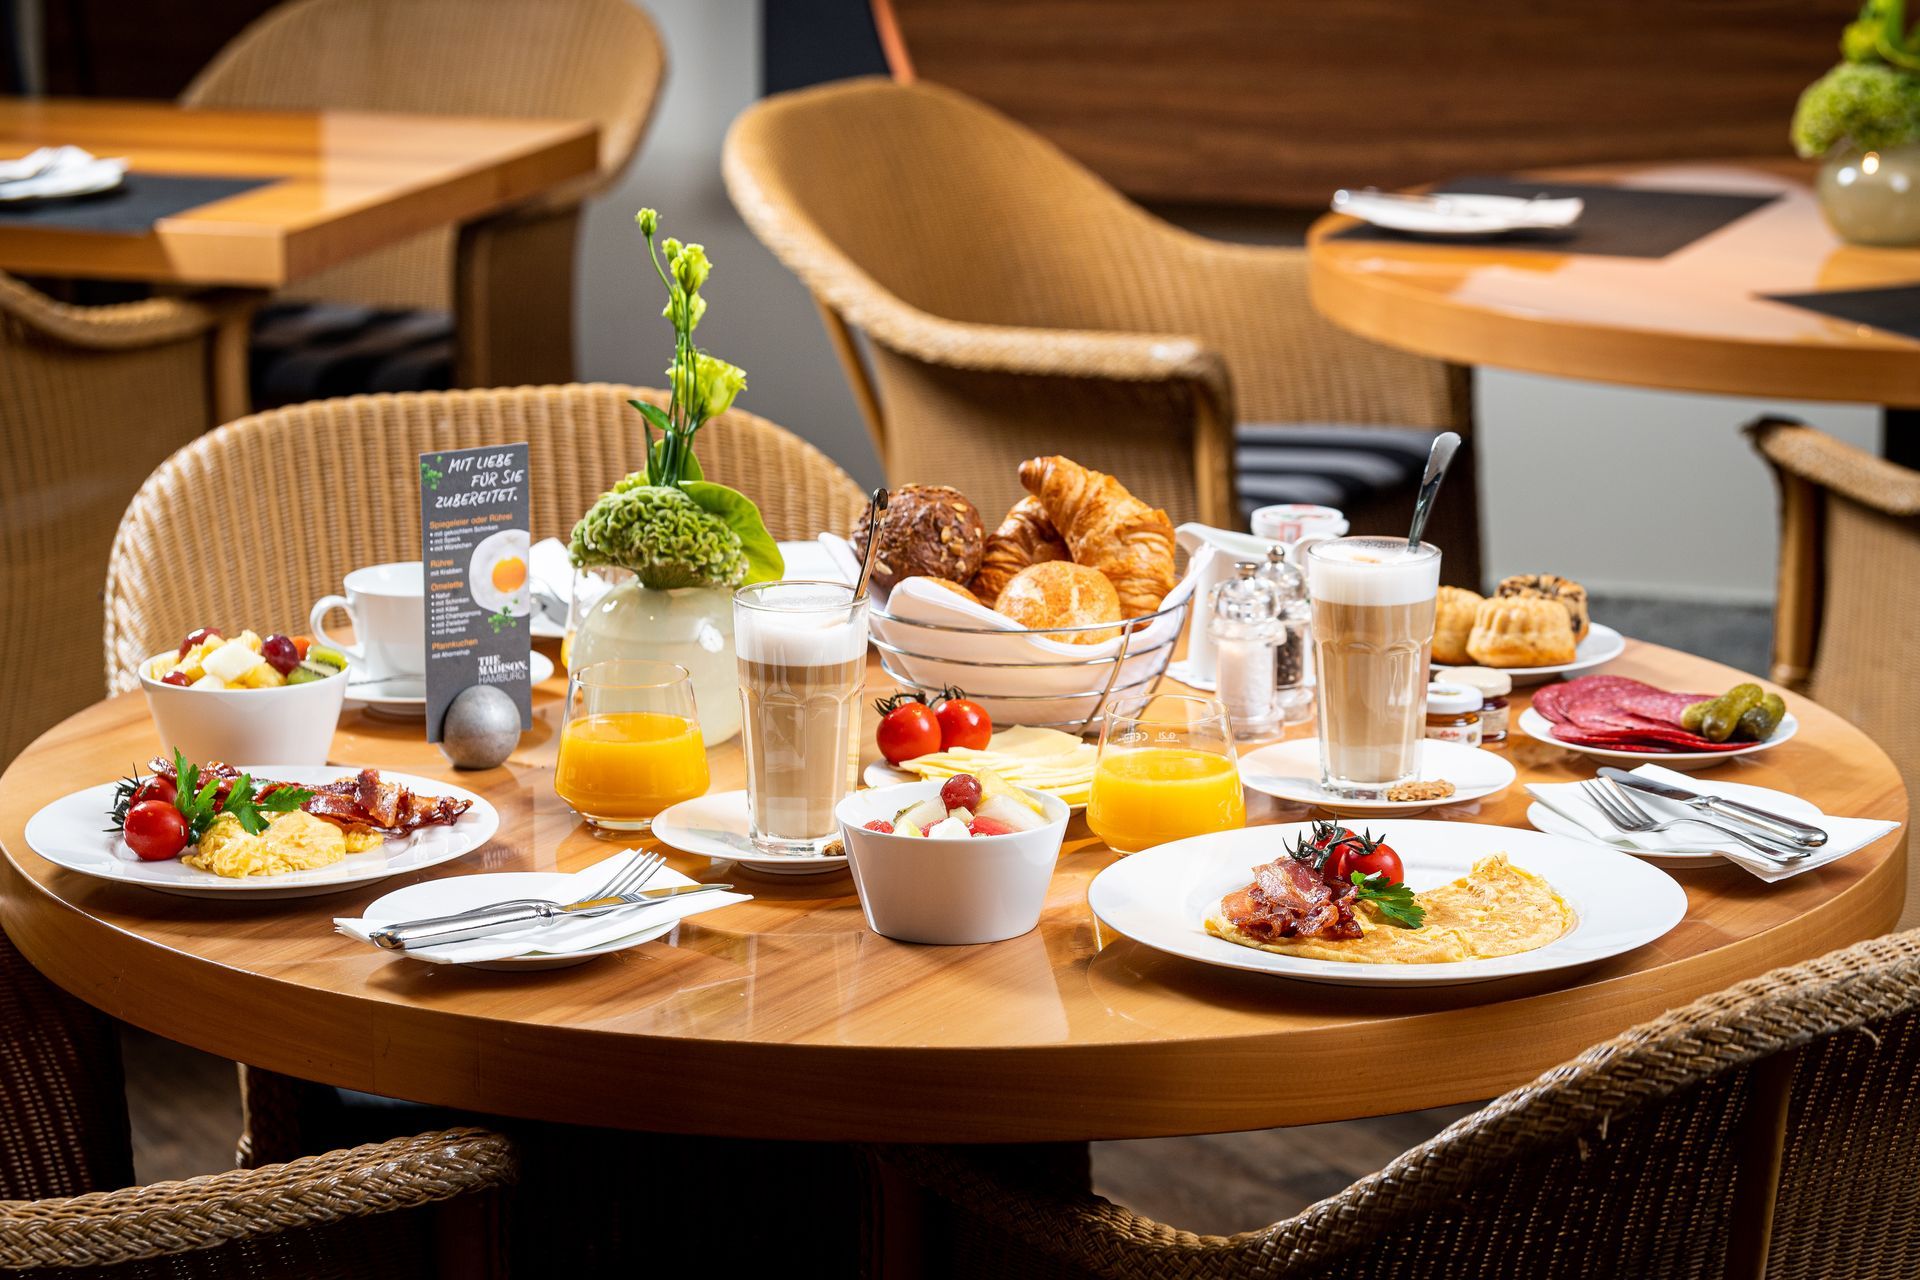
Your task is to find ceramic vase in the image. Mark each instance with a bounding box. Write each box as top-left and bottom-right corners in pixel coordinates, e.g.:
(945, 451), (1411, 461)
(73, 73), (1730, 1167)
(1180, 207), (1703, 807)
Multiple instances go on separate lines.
(568, 575), (741, 746)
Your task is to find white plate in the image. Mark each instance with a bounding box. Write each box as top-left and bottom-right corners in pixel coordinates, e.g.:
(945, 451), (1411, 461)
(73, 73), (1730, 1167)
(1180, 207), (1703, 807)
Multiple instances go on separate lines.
(651, 789), (849, 876)
(1524, 776), (1826, 866)
(468, 527), (532, 616)
(1460, 622), (1627, 687)
(1237, 738), (1516, 815)
(347, 651), (553, 717)
(24, 766), (498, 899)
(1332, 190), (1584, 236)
(1517, 705), (1799, 772)
(356, 869), (685, 970)
(1087, 819), (1685, 987)
(862, 760), (1090, 812)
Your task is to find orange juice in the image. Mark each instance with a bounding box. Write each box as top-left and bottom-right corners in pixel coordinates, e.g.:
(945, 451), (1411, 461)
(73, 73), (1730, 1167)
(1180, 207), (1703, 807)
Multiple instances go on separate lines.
(1087, 746), (1245, 853)
(555, 711), (709, 823)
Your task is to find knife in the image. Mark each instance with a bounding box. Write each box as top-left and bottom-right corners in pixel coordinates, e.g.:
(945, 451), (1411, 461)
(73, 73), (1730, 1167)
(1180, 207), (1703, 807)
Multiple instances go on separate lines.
(1595, 768), (1828, 848)
(370, 882), (733, 951)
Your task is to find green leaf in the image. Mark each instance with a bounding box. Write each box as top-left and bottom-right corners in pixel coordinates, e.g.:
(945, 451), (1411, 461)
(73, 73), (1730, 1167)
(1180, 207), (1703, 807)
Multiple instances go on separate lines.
(682, 481), (784, 584)
(1351, 871), (1426, 929)
(629, 399), (674, 436)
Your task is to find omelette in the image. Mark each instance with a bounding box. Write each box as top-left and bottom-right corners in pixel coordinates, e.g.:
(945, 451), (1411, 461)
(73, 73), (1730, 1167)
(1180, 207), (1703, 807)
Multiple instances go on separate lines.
(183, 810), (383, 879)
(1205, 854), (1572, 965)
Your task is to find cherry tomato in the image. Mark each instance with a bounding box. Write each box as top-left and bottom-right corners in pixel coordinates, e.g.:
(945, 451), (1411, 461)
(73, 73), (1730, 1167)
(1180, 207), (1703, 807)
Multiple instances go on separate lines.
(132, 775), (176, 808)
(179, 627), (222, 656)
(935, 694), (992, 751)
(875, 694), (942, 764)
(940, 774), (983, 812)
(1328, 832), (1404, 887)
(123, 800), (188, 861)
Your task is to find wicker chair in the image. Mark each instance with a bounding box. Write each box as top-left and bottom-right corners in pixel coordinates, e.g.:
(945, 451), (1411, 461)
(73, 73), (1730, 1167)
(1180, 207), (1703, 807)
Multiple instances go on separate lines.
(1750, 418), (1920, 930)
(0, 273), (232, 771)
(183, 0), (666, 387)
(873, 927), (1920, 1279)
(723, 78), (1478, 579)
(103, 383), (867, 693)
(0, 927), (515, 1277)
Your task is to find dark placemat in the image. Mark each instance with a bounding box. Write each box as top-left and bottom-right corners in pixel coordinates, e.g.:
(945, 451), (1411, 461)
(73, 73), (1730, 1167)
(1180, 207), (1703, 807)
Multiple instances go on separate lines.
(0, 173), (276, 234)
(1763, 283), (1920, 344)
(1332, 178), (1780, 259)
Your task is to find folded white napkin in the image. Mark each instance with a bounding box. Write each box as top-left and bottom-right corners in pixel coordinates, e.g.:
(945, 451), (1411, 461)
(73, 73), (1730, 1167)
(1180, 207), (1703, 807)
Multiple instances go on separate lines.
(334, 850), (750, 964)
(1334, 190), (1584, 234)
(1526, 764), (1895, 883)
(0, 146), (126, 201)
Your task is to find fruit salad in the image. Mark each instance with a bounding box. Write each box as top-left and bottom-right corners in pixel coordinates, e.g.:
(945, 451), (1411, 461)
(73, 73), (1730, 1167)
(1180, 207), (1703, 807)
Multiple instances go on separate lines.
(863, 771), (1050, 839)
(145, 627), (348, 691)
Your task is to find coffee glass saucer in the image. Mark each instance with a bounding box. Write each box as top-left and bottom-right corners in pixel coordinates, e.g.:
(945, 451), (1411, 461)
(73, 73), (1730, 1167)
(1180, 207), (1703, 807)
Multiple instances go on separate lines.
(650, 790), (849, 877)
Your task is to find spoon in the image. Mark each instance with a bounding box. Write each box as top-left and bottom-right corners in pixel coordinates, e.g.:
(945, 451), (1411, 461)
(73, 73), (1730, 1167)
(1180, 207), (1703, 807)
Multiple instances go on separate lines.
(852, 486), (889, 603)
(1406, 431), (1462, 553)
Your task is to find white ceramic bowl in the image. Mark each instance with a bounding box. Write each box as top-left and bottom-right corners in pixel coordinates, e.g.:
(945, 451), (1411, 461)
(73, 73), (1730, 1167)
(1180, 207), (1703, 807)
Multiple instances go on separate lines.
(837, 781), (1069, 945)
(138, 650), (348, 765)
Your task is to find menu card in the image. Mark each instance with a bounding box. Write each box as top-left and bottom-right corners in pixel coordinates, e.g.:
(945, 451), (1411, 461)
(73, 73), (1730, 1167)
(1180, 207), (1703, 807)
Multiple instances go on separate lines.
(418, 444), (533, 741)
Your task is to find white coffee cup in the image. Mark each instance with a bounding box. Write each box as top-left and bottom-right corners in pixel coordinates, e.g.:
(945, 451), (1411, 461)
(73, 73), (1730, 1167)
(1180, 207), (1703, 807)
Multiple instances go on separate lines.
(310, 562), (425, 683)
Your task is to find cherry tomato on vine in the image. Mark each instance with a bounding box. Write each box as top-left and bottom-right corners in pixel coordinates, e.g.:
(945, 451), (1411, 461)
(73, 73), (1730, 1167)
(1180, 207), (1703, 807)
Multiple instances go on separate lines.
(874, 692), (942, 764)
(123, 800), (188, 861)
(131, 775), (177, 808)
(1327, 831), (1404, 887)
(933, 689), (992, 751)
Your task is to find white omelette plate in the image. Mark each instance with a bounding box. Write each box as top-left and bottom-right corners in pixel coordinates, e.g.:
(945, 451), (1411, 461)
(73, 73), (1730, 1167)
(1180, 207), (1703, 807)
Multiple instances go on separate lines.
(1524, 775), (1826, 867)
(1086, 819), (1685, 987)
(24, 766), (498, 899)
(1461, 622), (1627, 687)
(1238, 738), (1516, 816)
(1517, 705), (1799, 772)
(651, 789), (848, 877)
(346, 651), (552, 717)
(861, 760), (1090, 812)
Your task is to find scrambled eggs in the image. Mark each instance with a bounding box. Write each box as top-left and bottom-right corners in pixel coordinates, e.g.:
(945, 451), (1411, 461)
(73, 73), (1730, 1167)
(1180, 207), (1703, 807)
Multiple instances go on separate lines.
(1205, 854), (1572, 965)
(182, 811), (383, 879)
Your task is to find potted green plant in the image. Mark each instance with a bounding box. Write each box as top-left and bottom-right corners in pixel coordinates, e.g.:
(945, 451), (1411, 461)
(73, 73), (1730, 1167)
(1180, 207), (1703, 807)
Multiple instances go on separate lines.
(1792, 0), (1920, 244)
(566, 208), (783, 745)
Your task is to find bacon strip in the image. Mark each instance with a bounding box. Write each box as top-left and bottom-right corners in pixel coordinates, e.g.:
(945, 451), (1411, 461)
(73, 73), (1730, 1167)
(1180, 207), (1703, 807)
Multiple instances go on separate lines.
(1220, 857), (1363, 943)
(148, 758), (470, 835)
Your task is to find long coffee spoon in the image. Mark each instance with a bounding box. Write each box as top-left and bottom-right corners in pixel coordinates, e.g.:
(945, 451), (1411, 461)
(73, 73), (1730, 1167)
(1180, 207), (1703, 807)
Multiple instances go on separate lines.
(1407, 431), (1462, 551)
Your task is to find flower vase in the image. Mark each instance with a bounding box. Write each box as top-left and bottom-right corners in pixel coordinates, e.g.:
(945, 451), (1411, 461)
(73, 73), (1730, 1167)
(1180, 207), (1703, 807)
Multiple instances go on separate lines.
(569, 575), (741, 746)
(1817, 146), (1920, 246)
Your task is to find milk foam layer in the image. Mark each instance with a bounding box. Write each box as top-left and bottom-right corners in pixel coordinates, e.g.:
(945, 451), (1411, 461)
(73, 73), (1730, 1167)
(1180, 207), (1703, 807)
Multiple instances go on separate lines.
(736, 586), (867, 666)
(1307, 538), (1441, 606)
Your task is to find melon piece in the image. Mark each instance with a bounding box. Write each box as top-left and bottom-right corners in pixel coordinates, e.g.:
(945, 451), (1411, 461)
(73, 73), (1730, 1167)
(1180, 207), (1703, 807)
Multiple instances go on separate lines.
(974, 794), (1046, 833)
(202, 640), (265, 684)
(977, 768), (1046, 817)
(189, 673), (228, 690)
(896, 797), (948, 832)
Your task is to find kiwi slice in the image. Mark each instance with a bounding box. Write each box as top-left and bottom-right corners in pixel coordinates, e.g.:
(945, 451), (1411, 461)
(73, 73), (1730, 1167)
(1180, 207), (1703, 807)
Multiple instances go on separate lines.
(305, 645), (348, 671)
(286, 665), (325, 685)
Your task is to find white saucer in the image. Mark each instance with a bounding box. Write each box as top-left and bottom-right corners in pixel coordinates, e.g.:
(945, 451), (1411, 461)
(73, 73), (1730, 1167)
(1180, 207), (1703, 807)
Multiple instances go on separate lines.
(650, 789), (849, 877)
(1237, 738), (1517, 815)
(348, 651), (553, 717)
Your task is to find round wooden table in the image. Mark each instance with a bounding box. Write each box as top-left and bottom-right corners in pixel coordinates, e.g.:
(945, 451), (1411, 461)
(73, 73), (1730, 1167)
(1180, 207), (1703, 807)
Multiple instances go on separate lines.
(0, 645), (1905, 1143)
(1307, 161), (1920, 412)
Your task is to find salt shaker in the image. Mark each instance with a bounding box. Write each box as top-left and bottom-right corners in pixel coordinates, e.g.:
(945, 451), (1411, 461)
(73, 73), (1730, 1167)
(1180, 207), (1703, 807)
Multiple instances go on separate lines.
(1259, 547), (1314, 724)
(1207, 561), (1281, 739)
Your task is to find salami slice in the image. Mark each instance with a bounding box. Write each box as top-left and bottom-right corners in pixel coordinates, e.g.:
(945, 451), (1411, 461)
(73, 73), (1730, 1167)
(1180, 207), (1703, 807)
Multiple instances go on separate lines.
(1612, 687), (1711, 727)
(1546, 723), (1735, 752)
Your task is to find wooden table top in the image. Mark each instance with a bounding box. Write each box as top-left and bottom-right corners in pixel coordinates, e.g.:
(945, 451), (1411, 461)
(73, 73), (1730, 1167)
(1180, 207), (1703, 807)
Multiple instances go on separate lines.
(0, 99), (598, 287)
(1308, 160), (1920, 406)
(0, 642), (1905, 1143)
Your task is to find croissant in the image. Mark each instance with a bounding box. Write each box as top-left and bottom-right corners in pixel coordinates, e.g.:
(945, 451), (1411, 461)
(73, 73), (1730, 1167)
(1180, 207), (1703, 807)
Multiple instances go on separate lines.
(1018, 456), (1178, 617)
(970, 496), (1069, 605)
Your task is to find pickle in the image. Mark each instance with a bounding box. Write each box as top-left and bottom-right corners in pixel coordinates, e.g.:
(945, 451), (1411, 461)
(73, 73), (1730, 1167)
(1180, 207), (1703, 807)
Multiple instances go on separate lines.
(1680, 699), (1714, 733)
(1700, 683), (1763, 743)
(1736, 691), (1787, 742)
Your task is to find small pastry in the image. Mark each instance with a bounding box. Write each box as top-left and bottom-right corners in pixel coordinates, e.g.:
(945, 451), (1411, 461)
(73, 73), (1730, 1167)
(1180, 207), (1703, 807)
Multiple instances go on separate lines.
(905, 575), (986, 608)
(971, 496), (1069, 605)
(995, 561), (1122, 644)
(1432, 586), (1484, 666)
(1496, 574), (1590, 643)
(851, 485), (986, 591)
(1018, 456), (1177, 618)
(1466, 596), (1577, 668)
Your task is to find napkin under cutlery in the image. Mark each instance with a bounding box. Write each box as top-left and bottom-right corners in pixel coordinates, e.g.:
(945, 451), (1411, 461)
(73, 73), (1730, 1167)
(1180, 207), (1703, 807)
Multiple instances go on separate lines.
(1527, 764), (1895, 883)
(335, 850), (750, 964)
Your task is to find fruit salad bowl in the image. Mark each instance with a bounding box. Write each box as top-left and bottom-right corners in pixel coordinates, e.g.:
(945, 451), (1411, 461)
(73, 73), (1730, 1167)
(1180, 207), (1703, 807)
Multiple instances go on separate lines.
(140, 647), (348, 765)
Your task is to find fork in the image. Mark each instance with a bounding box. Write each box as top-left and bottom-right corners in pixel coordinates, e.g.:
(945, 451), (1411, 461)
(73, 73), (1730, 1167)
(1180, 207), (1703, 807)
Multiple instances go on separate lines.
(1579, 781), (1809, 863)
(418, 851), (666, 924)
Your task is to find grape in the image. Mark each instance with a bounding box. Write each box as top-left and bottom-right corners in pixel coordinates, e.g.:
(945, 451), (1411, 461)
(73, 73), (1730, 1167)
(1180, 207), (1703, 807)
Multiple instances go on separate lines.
(261, 633), (299, 676)
(179, 627), (222, 656)
(940, 774), (983, 812)
(161, 671), (190, 687)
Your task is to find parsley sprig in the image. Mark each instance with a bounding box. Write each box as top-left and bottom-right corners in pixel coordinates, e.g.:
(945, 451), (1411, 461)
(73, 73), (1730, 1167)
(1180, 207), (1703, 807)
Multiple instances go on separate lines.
(172, 751), (311, 841)
(1351, 871), (1426, 929)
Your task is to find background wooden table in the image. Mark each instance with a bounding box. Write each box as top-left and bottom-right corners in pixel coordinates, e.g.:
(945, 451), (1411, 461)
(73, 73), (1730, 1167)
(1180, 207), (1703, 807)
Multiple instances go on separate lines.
(0, 644), (1905, 1143)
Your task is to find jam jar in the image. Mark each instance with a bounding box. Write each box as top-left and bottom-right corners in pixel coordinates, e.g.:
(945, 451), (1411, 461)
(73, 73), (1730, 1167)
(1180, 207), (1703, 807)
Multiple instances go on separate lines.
(1436, 666), (1511, 742)
(1425, 682), (1484, 748)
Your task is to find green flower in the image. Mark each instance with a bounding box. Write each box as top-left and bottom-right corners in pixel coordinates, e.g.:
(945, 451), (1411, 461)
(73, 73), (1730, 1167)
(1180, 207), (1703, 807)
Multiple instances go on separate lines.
(635, 207), (658, 236)
(671, 242), (711, 294)
(663, 289), (706, 331)
(694, 353), (747, 419)
(569, 477), (748, 590)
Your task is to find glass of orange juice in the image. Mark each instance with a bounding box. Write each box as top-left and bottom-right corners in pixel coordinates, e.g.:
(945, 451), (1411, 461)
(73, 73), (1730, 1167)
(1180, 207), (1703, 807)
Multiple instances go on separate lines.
(1086, 693), (1245, 854)
(556, 659), (709, 834)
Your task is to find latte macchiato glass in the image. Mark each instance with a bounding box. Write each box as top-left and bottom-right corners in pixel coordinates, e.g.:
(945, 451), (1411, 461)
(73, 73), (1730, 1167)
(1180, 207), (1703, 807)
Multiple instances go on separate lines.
(735, 581), (868, 855)
(1306, 537), (1441, 799)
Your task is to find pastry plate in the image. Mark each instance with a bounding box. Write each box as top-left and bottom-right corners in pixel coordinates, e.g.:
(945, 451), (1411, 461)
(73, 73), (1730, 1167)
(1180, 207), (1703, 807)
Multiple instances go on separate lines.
(347, 651), (553, 717)
(1238, 738), (1515, 816)
(1457, 622), (1626, 687)
(24, 767), (498, 899)
(1086, 819), (1685, 987)
(651, 789), (848, 876)
(1517, 705), (1799, 772)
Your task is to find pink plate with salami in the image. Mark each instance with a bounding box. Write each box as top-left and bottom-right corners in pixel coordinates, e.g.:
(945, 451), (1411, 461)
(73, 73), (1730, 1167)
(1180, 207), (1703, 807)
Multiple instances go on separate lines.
(1518, 675), (1798, 771)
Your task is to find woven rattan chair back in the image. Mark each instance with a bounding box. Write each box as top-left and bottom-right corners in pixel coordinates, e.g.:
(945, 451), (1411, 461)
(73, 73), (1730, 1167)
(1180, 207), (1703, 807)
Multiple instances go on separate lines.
(1750, 419), (1920, 929)
(103, 385), (865, 693)
(880, 928), (1920, 1279)
(0, 273), (223, 768)
(182, 0), (664, 314)
(725, 77), (1463, 532)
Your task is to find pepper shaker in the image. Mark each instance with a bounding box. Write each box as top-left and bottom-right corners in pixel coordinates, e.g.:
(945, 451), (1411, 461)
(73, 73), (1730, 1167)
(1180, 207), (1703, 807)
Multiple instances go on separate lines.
(1259, 547), (1314, 724)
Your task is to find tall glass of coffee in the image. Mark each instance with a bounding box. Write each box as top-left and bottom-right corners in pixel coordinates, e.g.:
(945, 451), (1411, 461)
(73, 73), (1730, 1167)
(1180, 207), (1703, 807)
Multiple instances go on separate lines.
(734, 581), (869, 854)
(1306, 537), (1441, 799)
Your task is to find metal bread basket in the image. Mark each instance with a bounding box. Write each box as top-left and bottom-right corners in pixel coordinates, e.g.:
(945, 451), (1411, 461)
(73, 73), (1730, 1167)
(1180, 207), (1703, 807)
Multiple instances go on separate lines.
(869, 595), (1193, 734)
